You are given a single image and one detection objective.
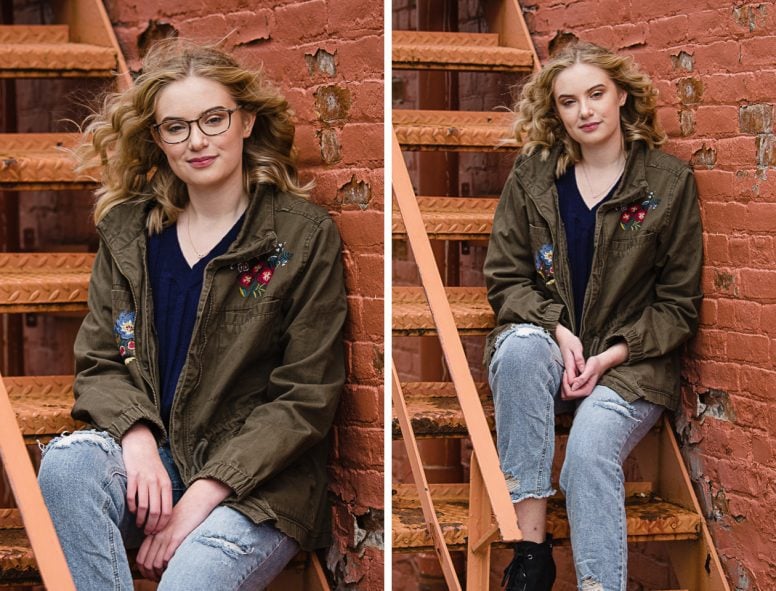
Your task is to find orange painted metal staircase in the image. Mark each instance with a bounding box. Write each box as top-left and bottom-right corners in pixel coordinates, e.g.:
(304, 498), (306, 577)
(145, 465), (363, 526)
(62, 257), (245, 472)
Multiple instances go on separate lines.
(391, 1), (731, 589)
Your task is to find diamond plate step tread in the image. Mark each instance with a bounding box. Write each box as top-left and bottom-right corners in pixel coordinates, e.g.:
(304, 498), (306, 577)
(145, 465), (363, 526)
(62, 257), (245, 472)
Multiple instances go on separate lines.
(0, 25), (69, 44)
(392, 286), (493, 335)
(0, 133), (99, 189)
(4, 375), (81, 437)
(392, 196), (498, 239)
(392, 382), (575, 439)
(392, 483), (701, 552)
(0, 42), (116, 77)
(394, 110), (519, 151)
(0, 253), (93, 313)
(0, 528), (37, 583)
(393, 31), (533, 72)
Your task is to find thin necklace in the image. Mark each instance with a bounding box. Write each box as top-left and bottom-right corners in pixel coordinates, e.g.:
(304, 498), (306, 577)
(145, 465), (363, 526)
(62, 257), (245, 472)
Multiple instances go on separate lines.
(186, 212), (206, 260)
(580, 154), (626, 202)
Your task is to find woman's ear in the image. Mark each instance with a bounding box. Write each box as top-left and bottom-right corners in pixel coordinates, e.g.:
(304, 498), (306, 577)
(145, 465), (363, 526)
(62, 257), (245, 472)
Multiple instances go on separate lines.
(618, 88), (627, 107)
(241, 110), (256, 138)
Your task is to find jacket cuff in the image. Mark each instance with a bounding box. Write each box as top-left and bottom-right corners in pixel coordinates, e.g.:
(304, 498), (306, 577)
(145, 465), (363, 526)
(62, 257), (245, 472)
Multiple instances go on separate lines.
(106, 404), (166, 443)
(538, 303), (566, 334)
(194, 461), (257, 499)
(611, 326), (644, 363)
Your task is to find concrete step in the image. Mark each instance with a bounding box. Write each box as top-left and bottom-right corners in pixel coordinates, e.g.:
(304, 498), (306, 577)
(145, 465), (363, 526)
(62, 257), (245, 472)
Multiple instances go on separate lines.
(0, 133), (98, 190)
(392, 482), (701, 552)
(393, 31), (533, 72)
(394, 110), (518, 151)
(0, 25), (116, 78)
(392, 196), (497, 240)
(0, 253), (93, 313)
(392, 286), (492, 336)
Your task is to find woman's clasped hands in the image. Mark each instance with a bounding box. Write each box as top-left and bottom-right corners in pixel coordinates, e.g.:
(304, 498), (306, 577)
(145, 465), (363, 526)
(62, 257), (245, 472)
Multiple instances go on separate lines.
(554, 324), (629, 400)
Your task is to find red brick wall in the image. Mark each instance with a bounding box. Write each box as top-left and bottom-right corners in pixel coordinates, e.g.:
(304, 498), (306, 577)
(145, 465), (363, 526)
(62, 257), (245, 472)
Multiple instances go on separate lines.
(8, 1), (384, 588)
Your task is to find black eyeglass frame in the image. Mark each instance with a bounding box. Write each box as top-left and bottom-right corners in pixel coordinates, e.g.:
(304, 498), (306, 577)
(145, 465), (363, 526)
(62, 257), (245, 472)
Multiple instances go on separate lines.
(151, 107), (241, 145)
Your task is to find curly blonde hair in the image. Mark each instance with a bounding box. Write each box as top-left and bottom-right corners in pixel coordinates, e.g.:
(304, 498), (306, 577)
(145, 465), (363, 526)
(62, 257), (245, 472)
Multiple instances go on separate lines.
(513, 41), (666, 176)
(79, 38), (310, 233)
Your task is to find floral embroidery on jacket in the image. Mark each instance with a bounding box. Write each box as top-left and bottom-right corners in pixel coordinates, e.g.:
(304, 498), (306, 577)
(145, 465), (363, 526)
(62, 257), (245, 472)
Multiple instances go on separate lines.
(114, 310), (136, 362)
(535, 243), (555, 285)
(619, 192), (661, 230)
(235, 242), (293, 298)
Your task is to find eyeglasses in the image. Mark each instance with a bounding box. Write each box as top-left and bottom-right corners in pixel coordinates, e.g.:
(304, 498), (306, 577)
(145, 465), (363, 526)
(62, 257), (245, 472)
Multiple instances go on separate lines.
(152, 107), (240, 144)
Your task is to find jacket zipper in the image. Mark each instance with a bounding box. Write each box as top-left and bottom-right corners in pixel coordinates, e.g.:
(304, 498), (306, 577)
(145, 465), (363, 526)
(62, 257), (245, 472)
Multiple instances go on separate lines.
(167, 237), (277, 480)
(100, 236), (164, 428)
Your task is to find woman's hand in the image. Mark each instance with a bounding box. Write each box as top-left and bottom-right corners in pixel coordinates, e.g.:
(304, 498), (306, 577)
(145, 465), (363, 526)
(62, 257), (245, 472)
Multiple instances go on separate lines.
(136, 478), (232, 581)
(567, 341), (630, 399)
(555, 324), (586, 399)
(121, 423), (173, 535)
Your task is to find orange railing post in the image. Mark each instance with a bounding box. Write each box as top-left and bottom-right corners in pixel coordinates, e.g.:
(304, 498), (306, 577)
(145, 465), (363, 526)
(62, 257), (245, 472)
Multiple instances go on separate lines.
(0, 373), (76, 591)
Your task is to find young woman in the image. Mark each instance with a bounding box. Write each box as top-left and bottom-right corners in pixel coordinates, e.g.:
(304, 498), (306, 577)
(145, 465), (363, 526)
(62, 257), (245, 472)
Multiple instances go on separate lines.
(485, 42), (702, 591)
(38, 39), (346, 590)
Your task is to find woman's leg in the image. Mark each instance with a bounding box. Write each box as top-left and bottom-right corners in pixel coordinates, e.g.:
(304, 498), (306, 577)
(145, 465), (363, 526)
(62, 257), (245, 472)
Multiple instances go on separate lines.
(489, 324), (564, 590)
(559, 386), (662, 591)
(157, 508), (299, 591)
(489, 323), (565, 534)
(38, 430), (140, 591)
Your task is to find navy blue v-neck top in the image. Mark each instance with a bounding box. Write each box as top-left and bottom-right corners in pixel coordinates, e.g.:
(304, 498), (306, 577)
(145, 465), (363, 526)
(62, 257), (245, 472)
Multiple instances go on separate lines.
(556, 166), (619, 332)
(148, 215), (244, 426)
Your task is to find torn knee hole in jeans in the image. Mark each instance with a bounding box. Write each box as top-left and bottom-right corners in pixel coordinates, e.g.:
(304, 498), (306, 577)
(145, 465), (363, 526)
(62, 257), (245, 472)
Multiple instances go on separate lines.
(41, 431), (117, 456)
(580, 578), (604, 591)
(197, 534), (251, 559)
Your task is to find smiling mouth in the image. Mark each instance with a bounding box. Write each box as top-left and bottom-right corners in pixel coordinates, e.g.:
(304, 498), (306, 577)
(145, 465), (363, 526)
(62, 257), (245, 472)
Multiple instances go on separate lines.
(187, 156), (217, 168)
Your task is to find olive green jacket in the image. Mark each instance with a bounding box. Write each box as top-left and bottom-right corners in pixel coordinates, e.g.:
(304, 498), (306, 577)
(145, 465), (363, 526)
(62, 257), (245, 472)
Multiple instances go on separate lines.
(72, 185), (346, 549)
(484, 142), (703, 410)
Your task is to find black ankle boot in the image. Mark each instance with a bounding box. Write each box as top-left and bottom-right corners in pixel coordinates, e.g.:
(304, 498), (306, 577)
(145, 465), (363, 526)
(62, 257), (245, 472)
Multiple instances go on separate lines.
(501, 534), (556, 591)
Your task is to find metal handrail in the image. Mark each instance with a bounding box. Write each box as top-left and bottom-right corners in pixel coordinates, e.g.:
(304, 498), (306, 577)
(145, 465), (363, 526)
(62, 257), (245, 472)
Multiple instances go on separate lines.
(0, 373), (76, 590)
(392, 130), (521, 543)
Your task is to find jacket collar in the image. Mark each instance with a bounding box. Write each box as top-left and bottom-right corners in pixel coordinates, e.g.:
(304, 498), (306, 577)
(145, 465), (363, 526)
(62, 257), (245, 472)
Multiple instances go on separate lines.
(515, 140), (651, 215)
(97, 183), (280, 273)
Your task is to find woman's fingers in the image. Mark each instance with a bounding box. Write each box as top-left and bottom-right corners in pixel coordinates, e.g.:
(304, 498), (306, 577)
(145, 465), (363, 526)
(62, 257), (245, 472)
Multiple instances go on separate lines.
(157, 482), (173, 532)
(144, 480), (161, 534)
(126, 473), (137, 514)
(135, 478), (149, 528)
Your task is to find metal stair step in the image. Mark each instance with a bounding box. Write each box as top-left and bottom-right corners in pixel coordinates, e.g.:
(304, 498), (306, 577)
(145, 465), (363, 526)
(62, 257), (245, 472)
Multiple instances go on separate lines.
(5, 375), (81, 439)
(392, 196), (498, 239)
(394, 110), (518, 151)
(0, 133), (99, 190)
(0, 253), (93, 313)
(0, 25), (116, 77)
(392, 286), (492, 335)
(393, 31), (533, 72)
(392, 483), (701, 552)
(0, 25), (69, 44)
(0, 527), (36, 583)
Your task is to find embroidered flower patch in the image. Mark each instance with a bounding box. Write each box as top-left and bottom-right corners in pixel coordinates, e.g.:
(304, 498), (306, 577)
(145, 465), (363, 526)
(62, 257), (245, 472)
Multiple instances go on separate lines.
(619, 192), (661, 231)
(534, 243), (555, 285)
(235, 242), (293, 299)
(114, 310), (136, 362)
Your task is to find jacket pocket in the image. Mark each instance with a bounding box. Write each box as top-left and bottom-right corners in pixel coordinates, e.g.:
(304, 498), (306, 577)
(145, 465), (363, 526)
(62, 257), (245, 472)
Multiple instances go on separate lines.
(604, 232), (658, 296)
(213, 297), (283, 359)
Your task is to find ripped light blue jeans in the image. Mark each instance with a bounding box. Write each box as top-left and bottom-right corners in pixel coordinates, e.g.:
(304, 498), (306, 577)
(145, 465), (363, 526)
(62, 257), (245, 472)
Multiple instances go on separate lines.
(37, 430), (298, 591)
(488, 324), (663, 591)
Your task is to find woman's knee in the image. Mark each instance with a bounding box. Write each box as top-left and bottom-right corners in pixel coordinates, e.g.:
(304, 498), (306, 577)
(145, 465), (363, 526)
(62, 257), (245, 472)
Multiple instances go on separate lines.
(39, 430), (122, 497)
(490, 324), (561, 378)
